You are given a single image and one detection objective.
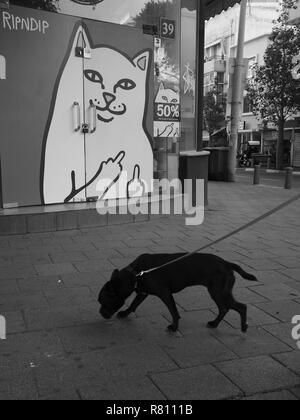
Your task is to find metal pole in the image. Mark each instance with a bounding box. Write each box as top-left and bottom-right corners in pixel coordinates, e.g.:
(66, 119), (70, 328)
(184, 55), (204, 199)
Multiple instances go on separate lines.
(228, 0), (248, 181)
(285, 167), (293, 190)
(253, 165), (261, 185)
(196, 0), (205, 151)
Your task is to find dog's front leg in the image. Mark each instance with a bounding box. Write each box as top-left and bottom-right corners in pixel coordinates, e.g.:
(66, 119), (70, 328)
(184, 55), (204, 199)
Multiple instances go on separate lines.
(117, 293), (148, 318)
(159, 292), (181, 332)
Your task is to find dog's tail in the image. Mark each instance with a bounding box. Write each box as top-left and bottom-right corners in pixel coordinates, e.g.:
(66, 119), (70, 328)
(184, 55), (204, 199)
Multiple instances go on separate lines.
(228, 262), (258, 282)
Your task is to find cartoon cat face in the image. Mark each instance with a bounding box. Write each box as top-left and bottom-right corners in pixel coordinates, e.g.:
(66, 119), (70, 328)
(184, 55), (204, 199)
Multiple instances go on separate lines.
(155, 82), (179, 104)
(79, 29), (150, 125)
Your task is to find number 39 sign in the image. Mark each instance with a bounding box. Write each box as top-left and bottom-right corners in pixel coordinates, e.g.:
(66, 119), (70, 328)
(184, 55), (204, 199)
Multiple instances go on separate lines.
(160, 18), (176, 39)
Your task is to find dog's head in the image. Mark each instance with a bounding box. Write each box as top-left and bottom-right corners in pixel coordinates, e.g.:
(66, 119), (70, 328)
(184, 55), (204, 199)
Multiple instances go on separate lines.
(98, 269), (126, 319)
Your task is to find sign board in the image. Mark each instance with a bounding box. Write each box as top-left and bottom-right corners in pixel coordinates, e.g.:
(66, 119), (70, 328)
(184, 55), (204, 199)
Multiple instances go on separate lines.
(154, 103), (180, 122)
(143, 24), (158, 36)
(160, 18), (176, 39)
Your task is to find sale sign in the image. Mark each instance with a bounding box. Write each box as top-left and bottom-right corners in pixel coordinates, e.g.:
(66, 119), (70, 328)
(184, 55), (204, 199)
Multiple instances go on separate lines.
(154, 102), (180, 122)
(154, 83), (180, 138)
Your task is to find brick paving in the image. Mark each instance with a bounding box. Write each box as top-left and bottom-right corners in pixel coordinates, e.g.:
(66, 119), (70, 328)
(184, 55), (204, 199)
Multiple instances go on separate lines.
(0, 180), (300, 400)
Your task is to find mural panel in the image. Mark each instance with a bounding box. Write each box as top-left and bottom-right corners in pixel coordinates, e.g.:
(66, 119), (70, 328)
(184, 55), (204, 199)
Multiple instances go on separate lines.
(0, 5), (154, 207)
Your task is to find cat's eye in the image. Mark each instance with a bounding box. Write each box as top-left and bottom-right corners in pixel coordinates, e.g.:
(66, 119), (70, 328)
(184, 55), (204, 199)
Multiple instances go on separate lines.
(171, 98), (178, 103)
(84, 70), (105, 88)
(114, 79), (136, 92)
(162, 96), (168, 102)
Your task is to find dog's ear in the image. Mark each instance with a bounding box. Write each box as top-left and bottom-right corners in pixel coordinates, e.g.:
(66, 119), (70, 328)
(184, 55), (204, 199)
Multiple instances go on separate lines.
(111, 269), (120, 280)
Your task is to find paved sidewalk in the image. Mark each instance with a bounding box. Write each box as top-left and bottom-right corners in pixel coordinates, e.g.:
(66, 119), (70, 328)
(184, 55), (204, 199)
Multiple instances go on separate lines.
(0, 181), (300, 400)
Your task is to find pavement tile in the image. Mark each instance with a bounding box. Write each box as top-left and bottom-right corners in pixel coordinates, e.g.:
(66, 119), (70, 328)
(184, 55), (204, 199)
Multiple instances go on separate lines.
(0, 292), (49, 311)
(280, 268), (300, 281)
(2, 311), (27, 334)
(0, 363), (38, 400)
(96, 342), (177, 378)
(17, 276), (63, 293)
(216, 355), (300, 395)
(41, 390), (80, 400)
(49, 252), (88, 263)
(0, 279), (19, 295)
(249, 284), (300, 301)
(84, 249), (122, 260)
(33, 352), (108, 397)
(255, 300), (300, 322)
(160, 334), (237, 368)
(290, 386), (300, 399)
(151, 365), (242, 400)
(213, 326), (291, 358)
(79, 376), (166, 400)
(242, 259), (286, 271)
(273, 351), (300, 376)
(74, 260), (114, 273)
(241, 390), (297, 400)
(24, 305), (98, 331)
(0, 331), (65, 364)
(215, 304), (279, 329)
(57, 321), (146, 354)
(174, 310), (216, 335)
(60, 272), (104, 288)
(0, 265), (37, 280)
(35, 263), (76, 276)
(43, 286), (95, 308)
(263, 323), (298, 349)
(277, 258), (300, 269)
(233, 287), (268, 304)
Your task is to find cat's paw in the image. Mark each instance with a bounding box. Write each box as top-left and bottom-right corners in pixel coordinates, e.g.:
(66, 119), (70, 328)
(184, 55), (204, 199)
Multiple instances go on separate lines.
(127, 165), (145, 198)
(99, 151), (125, 181)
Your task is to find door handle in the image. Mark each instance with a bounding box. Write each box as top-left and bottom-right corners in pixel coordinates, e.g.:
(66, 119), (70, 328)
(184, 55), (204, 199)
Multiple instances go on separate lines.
(89, 103), (97, 134)
(73, 102), (81, 132)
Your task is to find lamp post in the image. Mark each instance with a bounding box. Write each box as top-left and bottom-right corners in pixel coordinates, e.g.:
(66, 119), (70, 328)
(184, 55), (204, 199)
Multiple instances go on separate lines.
(227, 0), (248, 181)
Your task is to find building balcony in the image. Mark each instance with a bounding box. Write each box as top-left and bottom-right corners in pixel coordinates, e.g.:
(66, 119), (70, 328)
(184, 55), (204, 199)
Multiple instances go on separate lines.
(204, 56), (226, 74)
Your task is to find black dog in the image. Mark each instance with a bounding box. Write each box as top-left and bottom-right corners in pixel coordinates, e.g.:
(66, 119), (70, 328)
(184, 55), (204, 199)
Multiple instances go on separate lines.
(98, 253), (258, 333)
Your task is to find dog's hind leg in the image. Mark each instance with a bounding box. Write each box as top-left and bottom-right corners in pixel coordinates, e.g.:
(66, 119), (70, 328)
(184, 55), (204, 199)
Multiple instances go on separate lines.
(207, 290), (228, 329)
(227, 296), (248, 333)
(158, 292), (181, 332)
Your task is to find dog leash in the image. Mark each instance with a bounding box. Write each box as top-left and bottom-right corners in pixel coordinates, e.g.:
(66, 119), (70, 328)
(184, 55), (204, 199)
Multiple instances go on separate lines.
(131, 191), (300, 278)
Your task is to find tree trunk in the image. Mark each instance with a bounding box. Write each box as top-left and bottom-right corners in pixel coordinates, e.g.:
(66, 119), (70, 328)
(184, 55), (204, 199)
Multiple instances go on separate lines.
(276, 118), (285, 170)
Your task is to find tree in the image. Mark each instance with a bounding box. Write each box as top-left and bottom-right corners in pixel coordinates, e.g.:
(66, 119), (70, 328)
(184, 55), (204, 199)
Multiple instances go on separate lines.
(203, 89), (227, 145)
(10, 0), (59, 12)
(247, 0), (300, 169)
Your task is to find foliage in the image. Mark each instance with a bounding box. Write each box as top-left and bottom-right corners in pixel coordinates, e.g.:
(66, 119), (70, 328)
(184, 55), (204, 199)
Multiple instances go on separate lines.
(247, 0), (300, 168)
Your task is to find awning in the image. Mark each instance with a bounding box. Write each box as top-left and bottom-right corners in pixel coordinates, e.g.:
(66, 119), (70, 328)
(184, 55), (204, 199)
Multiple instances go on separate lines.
(182, 0), (242, 20)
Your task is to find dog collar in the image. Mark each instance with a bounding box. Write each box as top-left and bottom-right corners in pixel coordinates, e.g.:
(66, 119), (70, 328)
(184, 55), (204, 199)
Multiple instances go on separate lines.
(126, 265), (139, 277)
(126, 266), (148, 295)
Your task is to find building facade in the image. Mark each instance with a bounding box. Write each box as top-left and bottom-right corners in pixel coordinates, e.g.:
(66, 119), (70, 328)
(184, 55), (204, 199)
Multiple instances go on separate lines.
(204, 0), (300, 168)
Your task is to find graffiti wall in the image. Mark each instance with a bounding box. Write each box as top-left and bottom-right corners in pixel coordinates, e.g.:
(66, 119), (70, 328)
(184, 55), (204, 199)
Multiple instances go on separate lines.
(0, 5), (154, 207)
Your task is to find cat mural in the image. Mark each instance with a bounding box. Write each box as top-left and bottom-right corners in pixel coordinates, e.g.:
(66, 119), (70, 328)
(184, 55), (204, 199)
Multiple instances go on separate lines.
(42, 24), (153, 204)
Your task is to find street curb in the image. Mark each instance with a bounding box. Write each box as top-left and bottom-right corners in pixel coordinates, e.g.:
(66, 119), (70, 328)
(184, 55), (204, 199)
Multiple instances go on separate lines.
(240, 168), (300, 176)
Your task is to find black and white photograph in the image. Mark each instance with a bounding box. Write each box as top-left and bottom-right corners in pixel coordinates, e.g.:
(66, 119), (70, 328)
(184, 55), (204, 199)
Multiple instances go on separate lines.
(0, 0), (300, 405)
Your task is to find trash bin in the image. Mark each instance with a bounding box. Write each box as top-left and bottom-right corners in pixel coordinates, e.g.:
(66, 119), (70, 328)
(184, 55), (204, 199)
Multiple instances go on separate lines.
(179, 151), (210, 206)
(204, 147), (229, 181)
